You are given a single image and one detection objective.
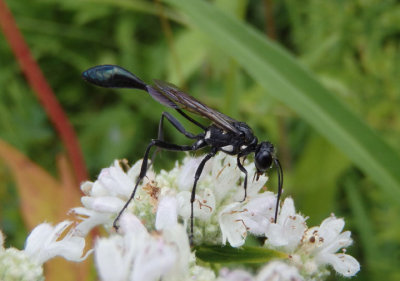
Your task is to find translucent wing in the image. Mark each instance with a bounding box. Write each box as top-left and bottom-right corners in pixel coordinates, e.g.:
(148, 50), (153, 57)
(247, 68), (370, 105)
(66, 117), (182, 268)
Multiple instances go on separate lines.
(154, 80), (240, 134)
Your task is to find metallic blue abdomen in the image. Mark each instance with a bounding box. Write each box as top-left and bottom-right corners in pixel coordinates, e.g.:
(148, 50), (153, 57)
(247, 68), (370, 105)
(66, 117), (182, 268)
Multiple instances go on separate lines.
(82, 65), (146, 90)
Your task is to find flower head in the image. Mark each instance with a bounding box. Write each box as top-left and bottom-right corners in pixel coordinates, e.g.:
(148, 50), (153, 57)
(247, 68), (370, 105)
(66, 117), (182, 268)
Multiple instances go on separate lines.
(0, 221), (89, 281)
(3, 152), (360, 281)
(0, 230), (43, 281)
(72, 159), (157, 236)
(72, 153), (272, 247)
(298, 215), (360, 277)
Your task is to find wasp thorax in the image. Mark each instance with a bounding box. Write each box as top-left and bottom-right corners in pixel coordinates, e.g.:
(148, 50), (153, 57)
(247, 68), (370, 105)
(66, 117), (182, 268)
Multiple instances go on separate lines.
(255, 142), (274, 172)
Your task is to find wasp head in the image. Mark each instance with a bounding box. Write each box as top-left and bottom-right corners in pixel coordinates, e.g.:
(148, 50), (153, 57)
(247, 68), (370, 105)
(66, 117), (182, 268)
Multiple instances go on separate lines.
(254, 141), (275, 176)
(254, 141), (283, 223)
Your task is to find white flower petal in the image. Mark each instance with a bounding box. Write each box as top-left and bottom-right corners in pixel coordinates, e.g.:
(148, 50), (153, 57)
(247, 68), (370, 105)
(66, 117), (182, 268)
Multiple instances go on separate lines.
(127, 159), (143, 180)
(25, 221), (87, 264)
(282, 215), (306, 251)
(90, 181), (109, 197)
(242, 192), (276, 235)
(126, 159), (155, 188)
(219, 203), (247, 247)
(95, 236), (129, 281)
(321, 231), (352, 254)
(212, 155), (241, 201)
(318, 216), (345, 244)
(80, 181), (94, 195)
(194, 189), (215, 220)
(178, 157), (203, 191)
(219, 192), (279, 247)
(265, 198), (306, 251)
(119, 213), (149, 238)
(176, 190), (215, 221)
(238, 171), (268, 199)
(24, 223), (54, 258)
(320, 253), (360, 277)
(44, 235), (88, 262)
(177, 191), (191, 219)
(162, 225), (191, 280)
(72, 208), (111, 236)
(279, 197), (296, 221)
(265, 223), (289, 247)
(121, 214), (153, 268)
(156, 196), (178, 230)
(131, 239), (177, 281)
(99, 166), (133, 197)
(81, 196), (125, 213)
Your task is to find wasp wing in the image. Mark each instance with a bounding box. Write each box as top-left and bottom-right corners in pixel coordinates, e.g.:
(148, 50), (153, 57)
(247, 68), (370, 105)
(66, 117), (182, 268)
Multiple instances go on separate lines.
(154, 80), (240, 134)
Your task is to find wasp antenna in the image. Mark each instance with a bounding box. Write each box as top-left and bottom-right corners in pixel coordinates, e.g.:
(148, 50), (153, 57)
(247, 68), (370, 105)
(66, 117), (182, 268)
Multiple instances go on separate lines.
(273, 158), (283, 223)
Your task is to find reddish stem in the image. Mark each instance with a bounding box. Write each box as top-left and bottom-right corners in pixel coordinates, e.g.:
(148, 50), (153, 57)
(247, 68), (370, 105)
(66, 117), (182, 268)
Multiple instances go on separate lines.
(0, 0), (88, 182)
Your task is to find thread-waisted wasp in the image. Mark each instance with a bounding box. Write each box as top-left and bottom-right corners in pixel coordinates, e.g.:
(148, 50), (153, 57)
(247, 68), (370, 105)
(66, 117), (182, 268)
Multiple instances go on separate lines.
(82, 65), (283, 243)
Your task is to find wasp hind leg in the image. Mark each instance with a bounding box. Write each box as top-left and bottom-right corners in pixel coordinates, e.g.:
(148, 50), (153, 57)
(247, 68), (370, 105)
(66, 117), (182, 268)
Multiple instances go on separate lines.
(151, 111), (203, 164)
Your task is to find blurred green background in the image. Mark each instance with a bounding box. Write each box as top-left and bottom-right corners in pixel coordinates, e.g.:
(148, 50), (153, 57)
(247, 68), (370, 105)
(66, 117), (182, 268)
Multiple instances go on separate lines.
(1, 0), (399, 280)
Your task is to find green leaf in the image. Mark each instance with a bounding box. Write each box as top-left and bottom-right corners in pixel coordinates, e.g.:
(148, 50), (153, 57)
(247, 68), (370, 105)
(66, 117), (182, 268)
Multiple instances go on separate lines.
(163, 0), (400, 202)
(57, 0), (185, 24)
(195, 245), (286, 264)
(344, 175), (381, 279)
(290, 135), (350, 224)
(166, 30), (208, 84)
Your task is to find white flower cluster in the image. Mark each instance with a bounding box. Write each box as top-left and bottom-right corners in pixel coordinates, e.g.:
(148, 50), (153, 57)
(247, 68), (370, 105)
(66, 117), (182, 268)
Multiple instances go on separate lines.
(264, 200), (360, 280)
(0, 221), (89, 281)
(0, 153), (360, 281)
(73, 153), (271, 247)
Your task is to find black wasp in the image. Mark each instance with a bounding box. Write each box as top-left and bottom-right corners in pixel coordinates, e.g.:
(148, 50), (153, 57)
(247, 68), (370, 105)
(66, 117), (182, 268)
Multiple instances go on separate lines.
(82, 65), (283, 242)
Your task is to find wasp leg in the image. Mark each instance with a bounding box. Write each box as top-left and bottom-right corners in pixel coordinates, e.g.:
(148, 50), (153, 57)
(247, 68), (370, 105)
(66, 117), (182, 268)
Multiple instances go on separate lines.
(113, 139), (207, 231)
(158, 111), (199, 140)
(189, 148), (217, 245)
(237, 154), (248, 202)
(273, 158), (283, 223)
(176, 108), (207, 130)
(151, 112), (202, 164)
